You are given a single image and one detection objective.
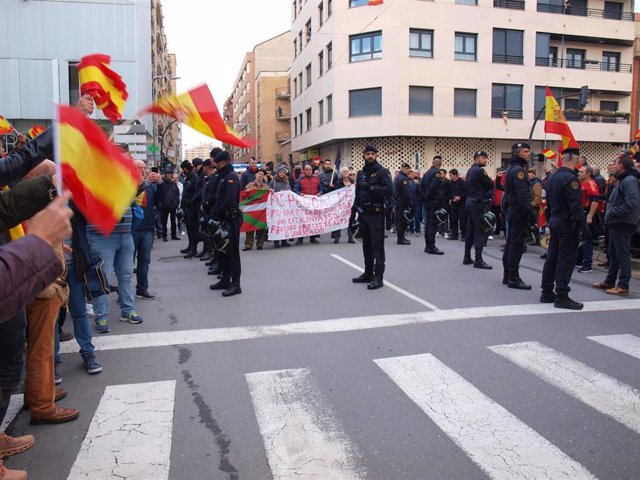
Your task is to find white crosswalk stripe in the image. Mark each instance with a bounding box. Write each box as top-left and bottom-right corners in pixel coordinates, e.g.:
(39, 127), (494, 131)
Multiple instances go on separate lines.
(375, 353), (596, 480)
(489, 341), (640, 435)
(588, 333), (640, 360)
(246, 368), (365, 480)
(67, 380), (176, 480)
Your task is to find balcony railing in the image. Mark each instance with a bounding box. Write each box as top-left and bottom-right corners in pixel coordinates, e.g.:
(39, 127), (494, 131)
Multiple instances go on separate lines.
(534, 109), (630, 123)
(491, 109), (523, 119)
(535, 57), (632, 73)
(276, 108), (291, 120)
(276, 131), (291, 143)
(276, 87), (291, 99)
(493, 54), (524, 65)
(493, 0), (525, 9)
(536, 2), (633, 20)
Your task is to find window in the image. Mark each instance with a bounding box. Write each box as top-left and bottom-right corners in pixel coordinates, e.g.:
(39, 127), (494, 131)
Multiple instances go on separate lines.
(327, 94), (333, 121)
(604, 1), (623, 19)
(298, 31), (303, 52)
(349, 88), (382, 117)
(293, 0), (297, 19)
(298, 113), (303, 134)
(328, 0), (332, 16)
(537, 0), (563, 13)
(298, 73), (303, 95)
(491, 83), (523, 118)
(293, 77), (298, 98)
(494, 0), (525, 10)
(293, 39), (298, 58)
(305, 63), (312, 87)
(493, 28), (524, 64)
(350, 31), (382, 62)
(535, 33), (555, 66)
(68, 62), (80, 106)
(327, 42), (333, 68)
(600, 100), (618, 112)
(319, 99), (324, 125)
(409, 86), (433, 115)
(602, 51), (620, 72)
(409, 29), (433, 58)
(318, 1), (324, 26)
(455, 33), (477, 61)
(454, 89), (476, 116)
(566, 48), (585, 68)
(294, 116), (298, 136)
(319, 51), (324, 76)
(306, 108), (312, 131)
(350, 0), (369, 5)
(456, 0), (477, 5)
(305, 19), (312, 44)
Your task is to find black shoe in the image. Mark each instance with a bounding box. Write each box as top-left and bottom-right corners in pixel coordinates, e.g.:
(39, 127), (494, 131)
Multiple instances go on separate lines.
(296, 239), (303, 245)
(447, 236), (458, 241)
(281, 241), (291, 247)
(136, 290), (156, 300)
(205, 260), (215, 267)
(348, 238), (356, 244)
(352, 273), (374, 283)
(222, 284), (242, 297)
(194, 251), (205, 258)
(473, 260), (492, 270)
(257, 246), (263, 250)
(367, 277), (384, 290)
(180, 247), (191, 254)
(463, 256), (474, 265)
(163, 237), (168, 242)
(507, 278), (532, 290)
(209, 266), (222, 275)
(183, 251), (196, 259)
(171, 235), (180, 240)
(274, 242), (281, 248)
(397, 238), (411, 245)
(243, 246), (252, 251)
(425, 248), (444, 255)
(334, 238), (340, 244)
(210, 280), (230, 290)
(310, 238), (320, 244)
(200, 253), (212, 261)
(540, 291), (556, 303)
(554, 296), (584, 310)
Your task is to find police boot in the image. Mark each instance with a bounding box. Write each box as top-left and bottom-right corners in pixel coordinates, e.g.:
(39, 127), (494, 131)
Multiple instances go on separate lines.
(205, 259), (216, 267)
(180, 246), (191, 254)
(554, 295), (584, 310)
(539, 290), (556, 303)
(209, 279), (230, 290)
(183, 250), (197, 259)
(347, 233), (356, 244)
(507, 273), (532, 290)
(352, 272), (374, 283)
(367, 277), (384, 290)
(397, 236), (411, 245)
(463, 249), (474, 265)
(209, 265), (222, 275)
(473, 249), (492, 269)
(222, 283), (242, 297)
(502, 266), (509, 285)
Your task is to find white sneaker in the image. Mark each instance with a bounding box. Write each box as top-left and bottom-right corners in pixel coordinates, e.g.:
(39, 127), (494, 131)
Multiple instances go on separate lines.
(444, 233), (450, 239)
(488, 235), (494, 240)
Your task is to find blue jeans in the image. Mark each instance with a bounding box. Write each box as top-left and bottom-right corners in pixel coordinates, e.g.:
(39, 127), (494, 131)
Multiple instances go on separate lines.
(54, 262), (95, 363)
(410, 203), (422, 234)
(133, 230), (154, 293)
(605, 227), (633, 289)
(88, 232), (136, 320)
(0, 311), (26, 423)
(579, 237), (593, 268)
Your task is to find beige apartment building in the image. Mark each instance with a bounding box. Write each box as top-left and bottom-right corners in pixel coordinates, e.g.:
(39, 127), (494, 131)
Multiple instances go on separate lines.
(291, 0), (635, 175)
(225, 32), (293, 165)
(184, 142), (216, 161)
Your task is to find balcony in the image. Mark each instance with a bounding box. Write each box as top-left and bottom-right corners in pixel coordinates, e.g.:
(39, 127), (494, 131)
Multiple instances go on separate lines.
(276, 131), (291, 143)
(493, 0), (525, 9)
(492, 54), (524, 65)
(276, 87), (291, 99)
(535, 57), (632, 73)
(491, 109), (523, 119)
(276, 107), (291, 120)
(536, 2), (633, 20)
(533, 109), (630, 123)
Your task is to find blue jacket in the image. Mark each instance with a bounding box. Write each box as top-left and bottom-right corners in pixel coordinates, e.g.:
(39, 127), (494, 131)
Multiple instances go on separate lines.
(605, 170), (639, 230)
(134, 182), (159, 232)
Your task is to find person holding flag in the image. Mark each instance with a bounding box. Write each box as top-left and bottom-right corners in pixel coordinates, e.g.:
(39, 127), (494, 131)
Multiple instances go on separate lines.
(242, 168), (270, 251)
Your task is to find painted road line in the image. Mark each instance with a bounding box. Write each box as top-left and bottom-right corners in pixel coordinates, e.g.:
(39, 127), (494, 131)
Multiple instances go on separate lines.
(375, 353), (596, 480)
(67, 380), (176, 480)
(0, 394), (23, 432)
(489, 341), (640, 435)
(330, 253), (439, 310)
(588, 334), (640, 360)
(246, 368), (364, 480)
(60, 299), (640, 353)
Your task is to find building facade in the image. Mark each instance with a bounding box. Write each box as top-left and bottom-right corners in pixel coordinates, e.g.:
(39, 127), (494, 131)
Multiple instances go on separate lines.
(291, 0), (635, 175)
(184, 142), (216, 161)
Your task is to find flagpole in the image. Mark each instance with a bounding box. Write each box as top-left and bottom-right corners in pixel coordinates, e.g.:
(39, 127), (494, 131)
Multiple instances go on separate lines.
(51, 59), (63, 194)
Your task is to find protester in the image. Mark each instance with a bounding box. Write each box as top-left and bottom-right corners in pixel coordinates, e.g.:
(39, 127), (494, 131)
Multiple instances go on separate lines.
(294, 164), (322, 244)
(243, 168), (269, 251)
(156, 167), (180, 241)
(269, 166), (292, 248)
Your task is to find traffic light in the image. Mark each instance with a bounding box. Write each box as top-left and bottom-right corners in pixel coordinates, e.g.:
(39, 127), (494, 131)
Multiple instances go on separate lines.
(579, 86), (589, 110)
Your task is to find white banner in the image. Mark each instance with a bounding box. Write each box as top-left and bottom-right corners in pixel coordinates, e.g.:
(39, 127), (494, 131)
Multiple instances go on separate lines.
(267, 185), (356, 240)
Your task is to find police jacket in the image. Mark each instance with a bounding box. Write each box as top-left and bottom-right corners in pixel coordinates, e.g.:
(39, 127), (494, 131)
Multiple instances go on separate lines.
(545, 167), (583, 227)
(465, 164), (493, 203)
(212, 164), (240, 221)
(420, 166), (444, 208)
(393, 172), (412, 208)
(449, 178), (467, 205)
(0, 128), (53, 187)
(201, 172), (220, 214)
(181, 171), (199, 210)
(504, 157), (532, 212)
(157, 180), (180, 210)
(355, 161), (393, 211)
(605, 170), (640, 230)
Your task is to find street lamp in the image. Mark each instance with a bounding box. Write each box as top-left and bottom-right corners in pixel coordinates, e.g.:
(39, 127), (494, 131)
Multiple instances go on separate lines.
(151, 74), (180, 165)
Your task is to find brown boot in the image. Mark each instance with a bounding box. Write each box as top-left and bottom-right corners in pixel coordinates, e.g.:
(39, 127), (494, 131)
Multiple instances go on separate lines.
(0, 433), (34, 458)
(0, 460), (27, 480)
(30, 405), (79, 425)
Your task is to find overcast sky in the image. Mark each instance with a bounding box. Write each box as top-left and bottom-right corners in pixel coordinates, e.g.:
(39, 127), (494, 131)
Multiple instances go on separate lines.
(161, 0), (291, 150)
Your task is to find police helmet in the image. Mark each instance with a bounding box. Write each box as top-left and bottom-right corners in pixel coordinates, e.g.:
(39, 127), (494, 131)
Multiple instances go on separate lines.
(480, 211), (496, 233)
(434, 208), (449, 225)
(403, 208), (414, 223)
(213, 222), (231, 254)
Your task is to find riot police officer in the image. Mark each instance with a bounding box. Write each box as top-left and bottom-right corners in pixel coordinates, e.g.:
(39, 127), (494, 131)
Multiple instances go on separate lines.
(502, 142), (535, 289)
(394, 162), (412, 245)
(421, 156), (445, 255)
(540, 148), (585, 310)
(180, 159), (200, 258)
(464, 151), (494, 269)
(209, 151), (242, 297)
(352, 144), (393, 290)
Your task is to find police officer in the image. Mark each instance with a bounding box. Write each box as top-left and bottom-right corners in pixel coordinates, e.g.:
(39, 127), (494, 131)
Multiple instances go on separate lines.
(203, 148), (223, 275)
(464, 151), (494, 269)
(209, 150), (242, 297)
(421, 155), (445, 255)
(540, 148), (585, 310)
(502, 142), (535, 289)
(352, 144), (393, 290)
(180, 159), (200, 258)
(394, 162), (412, 245)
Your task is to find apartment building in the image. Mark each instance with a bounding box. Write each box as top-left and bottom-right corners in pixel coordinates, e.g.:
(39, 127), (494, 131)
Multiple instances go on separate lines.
(290, 0), (635, 175)
(184, 142), (216, 161)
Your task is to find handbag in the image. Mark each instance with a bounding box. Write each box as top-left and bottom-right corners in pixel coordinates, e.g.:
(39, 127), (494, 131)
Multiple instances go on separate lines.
(82, 257), (111, 300)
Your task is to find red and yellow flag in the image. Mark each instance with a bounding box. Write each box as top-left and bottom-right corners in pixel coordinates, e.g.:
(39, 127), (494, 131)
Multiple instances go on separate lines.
(369, 0), (384, 4)
(141, 84), (252, 148)
(541, 148), (556, 160)
(0, 116), (13, 135)
(28, 124), (45, 139)
(77, 54), (128, 123)
(57, 105), (140, 236)
(633, 128), (640, 140)
(544, 86), (579, 154)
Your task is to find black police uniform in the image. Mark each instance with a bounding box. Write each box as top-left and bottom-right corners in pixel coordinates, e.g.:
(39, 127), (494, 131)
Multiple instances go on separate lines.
(541, 166), (585, 307)
(200, 170), (221, 264)
(393, 171), (412, 244)
(421, 166), (445, 253)
(353, 160), (393, 287)
(211, 163), (242, 295)
(448, 177), (466, 240)
(464, 163), (494, 267)
(501, 155), (535, 288)
(181, 170), (200, 256)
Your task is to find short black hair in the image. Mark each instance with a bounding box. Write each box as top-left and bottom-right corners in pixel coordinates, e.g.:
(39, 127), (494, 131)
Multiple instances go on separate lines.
(210, 147), (222, 158)
(433, 155), (442, 161)
(449, 168), (458, 175)
(618, 154), (634, 171)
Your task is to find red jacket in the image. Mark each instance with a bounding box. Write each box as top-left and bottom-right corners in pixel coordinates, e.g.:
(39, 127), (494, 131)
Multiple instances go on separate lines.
(295, 176), (321, 195)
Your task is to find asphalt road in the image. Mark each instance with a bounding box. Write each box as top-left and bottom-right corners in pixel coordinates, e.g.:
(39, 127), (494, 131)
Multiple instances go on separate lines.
(3, 231), (640, 480)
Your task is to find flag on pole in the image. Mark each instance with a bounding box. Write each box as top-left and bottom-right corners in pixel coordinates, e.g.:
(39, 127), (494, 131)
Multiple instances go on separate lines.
(369, 0), (384, 4)
(630, 142), (639, 155)
(335, 144), (342, 172)
(544, 86), (579, 154)
(56, 105), (141, 236)
(28, 125), (45, 139)
(140, 84), (252, 148)
(541, 148), (556, 160)
(633, 128), (640, 140)
(0, 116), (14, 135)
(77, 54), (129, 123)
(415, 152), (421, 172)
(239, 189), (269, 232)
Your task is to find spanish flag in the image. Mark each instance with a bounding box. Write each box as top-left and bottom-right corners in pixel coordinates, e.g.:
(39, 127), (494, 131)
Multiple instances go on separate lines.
(57, 105), (140, 235)
(541, 148), (556, 159)
(0, 115), (13, 135)
(28, 124), (45, 139)
(369, 0), (384, 4)
(544, 86), (579, 154)
(77, 54), (128, 123)
(633, 128), (640, 140)
(141, 84), (251, 148)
